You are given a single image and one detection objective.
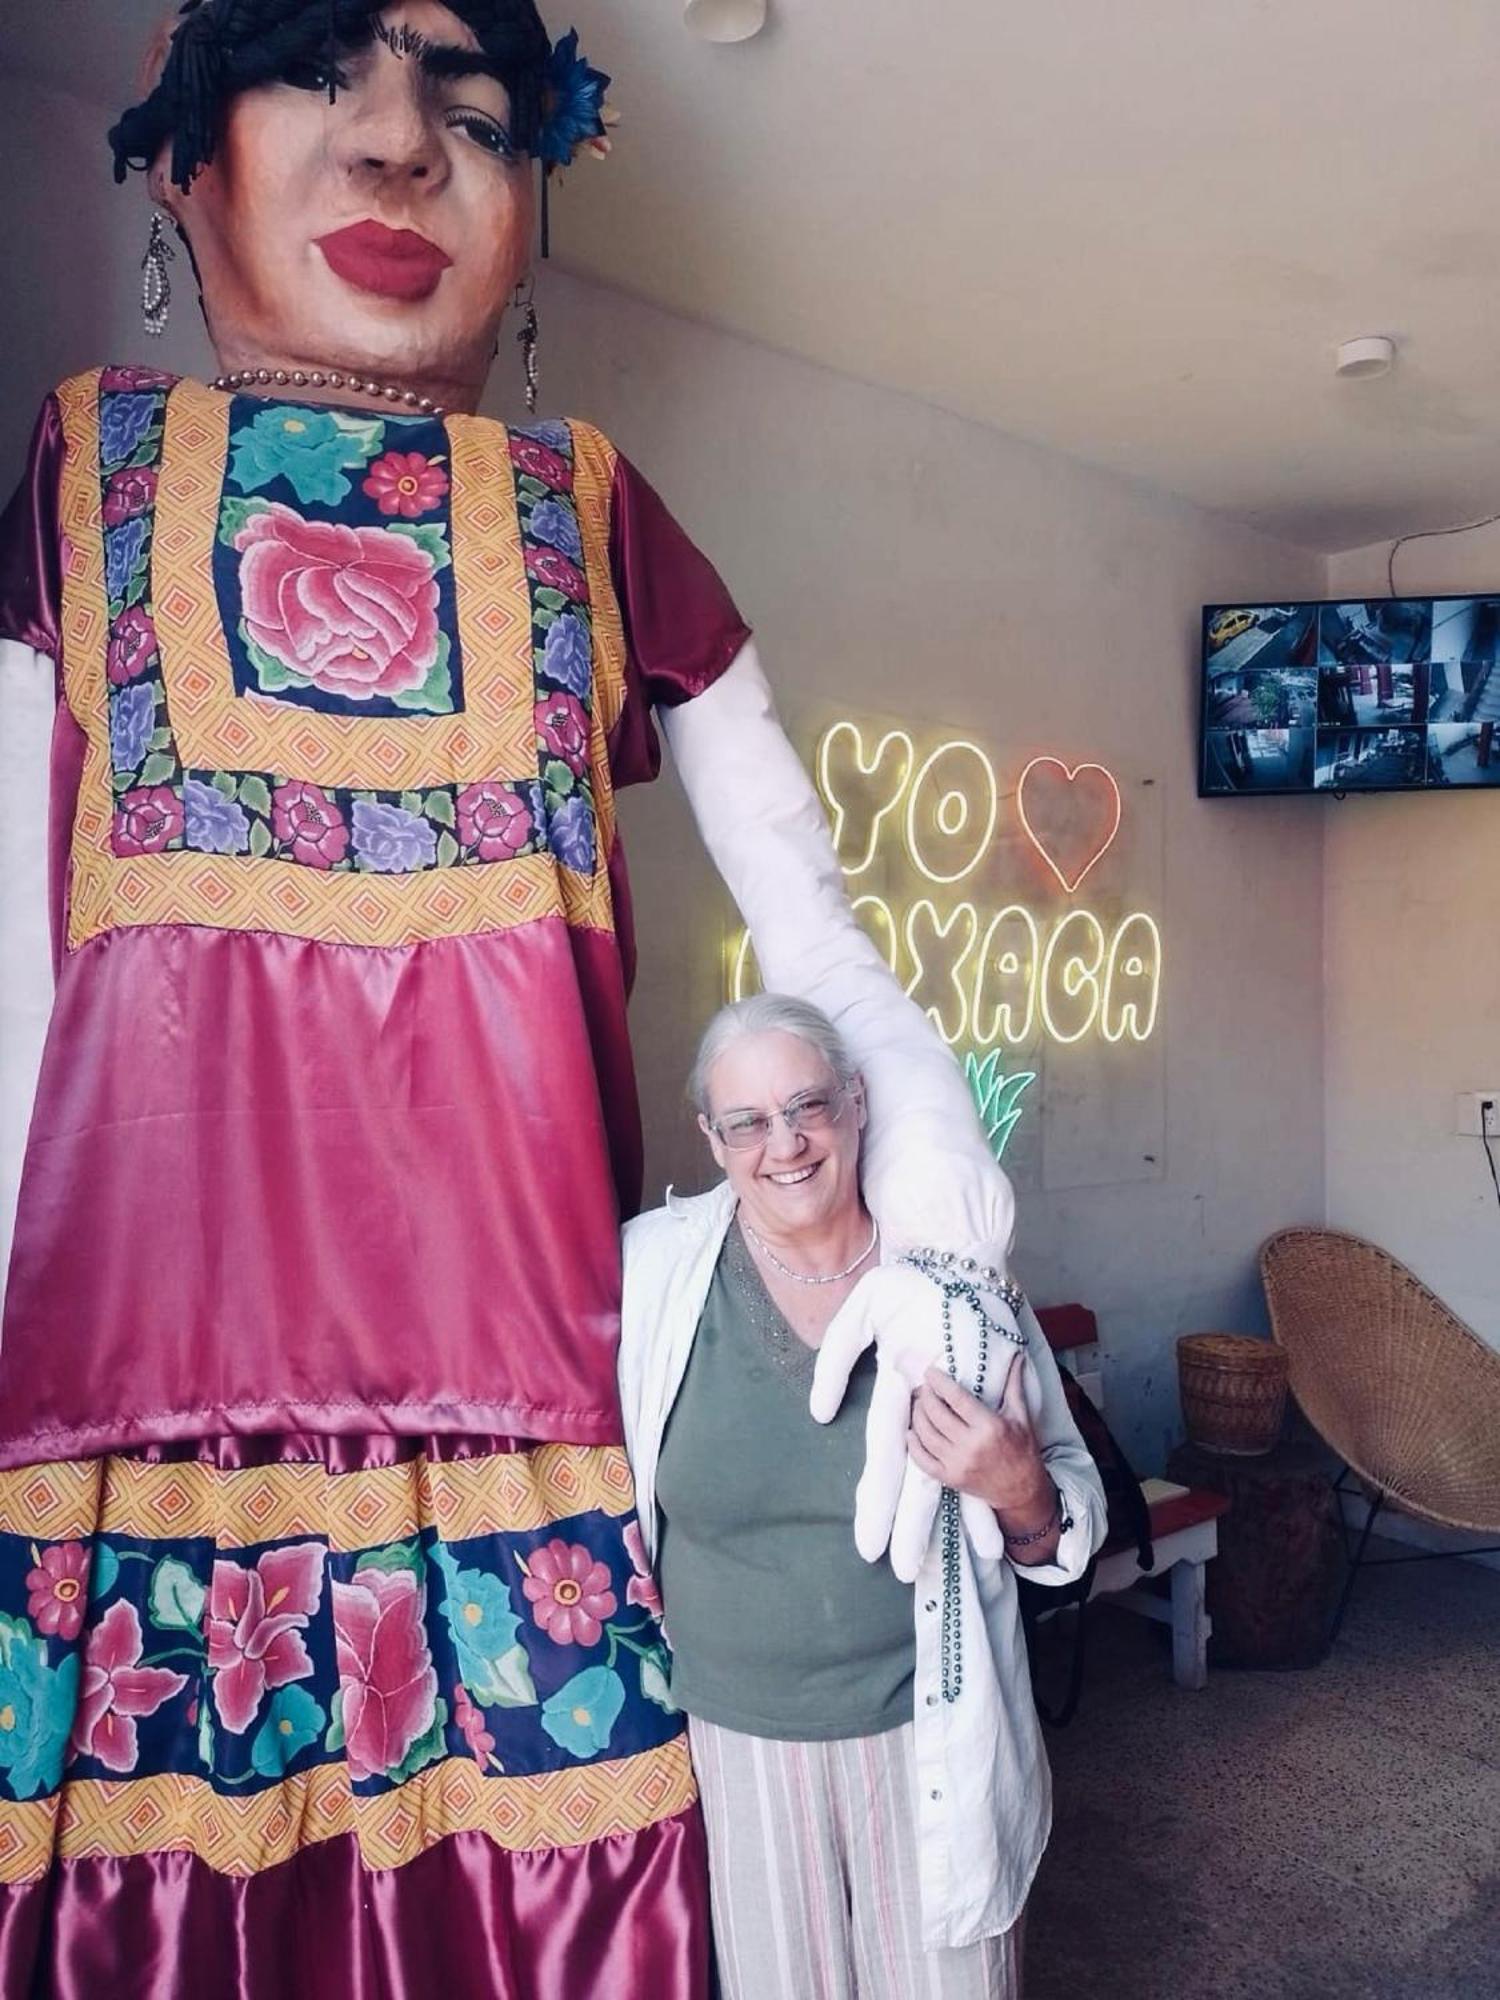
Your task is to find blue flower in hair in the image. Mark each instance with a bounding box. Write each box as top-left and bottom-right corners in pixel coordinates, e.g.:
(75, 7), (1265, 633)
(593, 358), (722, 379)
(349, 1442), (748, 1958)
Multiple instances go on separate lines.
(538, 30), (613, 167)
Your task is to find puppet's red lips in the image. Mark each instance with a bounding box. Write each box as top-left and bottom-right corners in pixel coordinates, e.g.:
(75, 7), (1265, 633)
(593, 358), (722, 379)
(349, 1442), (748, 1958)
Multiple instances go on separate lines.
(315, 222), (453, 300)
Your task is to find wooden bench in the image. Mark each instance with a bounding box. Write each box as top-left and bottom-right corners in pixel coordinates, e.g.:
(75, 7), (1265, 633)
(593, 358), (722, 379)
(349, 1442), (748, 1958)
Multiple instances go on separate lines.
(1036, 1303), (1230, 1690)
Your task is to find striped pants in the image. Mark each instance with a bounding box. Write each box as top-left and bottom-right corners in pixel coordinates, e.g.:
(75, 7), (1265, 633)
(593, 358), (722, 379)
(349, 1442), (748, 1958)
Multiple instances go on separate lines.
(687, 1716), (1023, 2000)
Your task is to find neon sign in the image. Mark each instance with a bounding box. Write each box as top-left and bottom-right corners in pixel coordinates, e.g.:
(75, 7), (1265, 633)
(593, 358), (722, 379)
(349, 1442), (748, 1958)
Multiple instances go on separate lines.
(729, 894), (1161, 1051)
(732, 722), (1162, 1050)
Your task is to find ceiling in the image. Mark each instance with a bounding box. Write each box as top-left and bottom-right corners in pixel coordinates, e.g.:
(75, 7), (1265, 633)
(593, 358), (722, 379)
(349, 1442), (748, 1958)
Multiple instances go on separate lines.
(10, 0), (1500, 551)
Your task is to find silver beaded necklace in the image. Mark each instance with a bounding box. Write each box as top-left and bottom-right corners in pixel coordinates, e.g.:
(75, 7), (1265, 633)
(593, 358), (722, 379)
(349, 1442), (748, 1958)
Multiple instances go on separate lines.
(739, 1214), (879, 1286)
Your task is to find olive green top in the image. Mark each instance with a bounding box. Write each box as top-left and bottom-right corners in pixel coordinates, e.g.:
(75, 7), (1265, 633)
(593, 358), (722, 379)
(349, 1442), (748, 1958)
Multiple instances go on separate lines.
(655, 1221), (915, 1740)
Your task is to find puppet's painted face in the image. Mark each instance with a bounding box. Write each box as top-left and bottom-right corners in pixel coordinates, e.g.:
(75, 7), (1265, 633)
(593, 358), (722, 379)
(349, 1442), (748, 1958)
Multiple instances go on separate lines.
(158, 1), (534, 401)
(700, 1031), (868, 1250)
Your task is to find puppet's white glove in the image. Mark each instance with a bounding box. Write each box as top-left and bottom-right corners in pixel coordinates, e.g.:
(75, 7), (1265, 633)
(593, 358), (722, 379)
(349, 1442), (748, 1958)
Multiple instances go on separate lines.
(810, 1264), (1025, 1580)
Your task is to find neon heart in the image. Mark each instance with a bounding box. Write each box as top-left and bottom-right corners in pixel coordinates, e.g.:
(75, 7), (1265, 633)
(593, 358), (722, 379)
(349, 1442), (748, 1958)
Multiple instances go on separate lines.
(1016, 757), (1123, 895)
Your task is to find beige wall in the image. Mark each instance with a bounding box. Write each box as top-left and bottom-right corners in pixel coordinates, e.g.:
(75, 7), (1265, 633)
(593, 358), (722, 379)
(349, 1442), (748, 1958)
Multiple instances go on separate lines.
(1323, 536), (1500, 1348)
(0, 81), (215, 479)
(0, 79), (1331, 1467)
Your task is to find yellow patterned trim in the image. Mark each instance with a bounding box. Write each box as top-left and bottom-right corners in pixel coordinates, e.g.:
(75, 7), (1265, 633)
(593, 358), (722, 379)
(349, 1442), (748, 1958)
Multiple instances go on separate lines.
(0, 1443), (634, 1548)
(54, 373), (622, 951)
(0, 1459), (103, 1543)
(0, 1736), (697, 1883)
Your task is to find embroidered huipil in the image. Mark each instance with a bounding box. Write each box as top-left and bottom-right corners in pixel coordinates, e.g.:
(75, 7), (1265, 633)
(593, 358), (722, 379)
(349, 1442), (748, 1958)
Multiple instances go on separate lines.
(0, 369), (750, 1468)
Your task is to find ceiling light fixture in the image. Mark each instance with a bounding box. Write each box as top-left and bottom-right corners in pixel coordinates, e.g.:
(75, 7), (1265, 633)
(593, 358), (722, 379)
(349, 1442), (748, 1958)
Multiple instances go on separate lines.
(684, 0), (767, 42)
(1334, 335), (1396, 380)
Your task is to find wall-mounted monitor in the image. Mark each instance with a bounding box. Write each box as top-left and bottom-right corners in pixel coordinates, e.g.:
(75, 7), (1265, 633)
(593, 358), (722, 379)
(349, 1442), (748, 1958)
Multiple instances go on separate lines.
(1198, 596), (1500, 796)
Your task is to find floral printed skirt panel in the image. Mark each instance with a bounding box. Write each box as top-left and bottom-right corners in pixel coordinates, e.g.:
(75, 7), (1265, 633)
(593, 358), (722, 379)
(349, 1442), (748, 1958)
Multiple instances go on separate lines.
(0, 1434), (707, 1999)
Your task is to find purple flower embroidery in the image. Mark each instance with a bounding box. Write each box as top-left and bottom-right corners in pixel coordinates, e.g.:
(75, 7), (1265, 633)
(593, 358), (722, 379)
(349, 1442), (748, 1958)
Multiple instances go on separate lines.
(184, 778), (251, 856)
(548, 794), (595, 874)
(107, 606), (157, 685)
(100, 392), (157, 471)
(104, 517), (149, 602)
(518, 419), (570, 454)
(109, 683), (156, 773)
(541, 613), (592, 699)
(352, 799), (438, 873)
(528, 497), (583, 565)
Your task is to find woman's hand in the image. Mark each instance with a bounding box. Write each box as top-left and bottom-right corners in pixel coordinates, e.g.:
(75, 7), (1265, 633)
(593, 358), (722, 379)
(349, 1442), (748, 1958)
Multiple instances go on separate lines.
(908, 1355), (1054, 1528)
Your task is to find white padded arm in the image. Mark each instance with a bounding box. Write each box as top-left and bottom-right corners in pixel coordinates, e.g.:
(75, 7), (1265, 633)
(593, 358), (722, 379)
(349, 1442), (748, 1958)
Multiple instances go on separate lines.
(0, 641), (56, 1275)
(661, 640), (1016, 1266)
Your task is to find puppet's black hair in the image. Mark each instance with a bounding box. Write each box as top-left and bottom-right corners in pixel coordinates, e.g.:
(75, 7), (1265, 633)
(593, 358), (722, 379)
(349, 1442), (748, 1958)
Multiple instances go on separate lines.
(109, 0), (552, 191)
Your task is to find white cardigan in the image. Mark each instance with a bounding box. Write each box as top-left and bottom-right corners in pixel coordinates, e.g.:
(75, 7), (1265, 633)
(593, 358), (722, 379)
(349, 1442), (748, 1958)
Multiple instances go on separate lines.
(620, 1181), (1108, 1951)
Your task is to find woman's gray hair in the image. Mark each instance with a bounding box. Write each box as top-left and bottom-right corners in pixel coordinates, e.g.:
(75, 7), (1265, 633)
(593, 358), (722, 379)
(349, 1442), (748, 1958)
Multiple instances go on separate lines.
(689, 994), (858, 1116)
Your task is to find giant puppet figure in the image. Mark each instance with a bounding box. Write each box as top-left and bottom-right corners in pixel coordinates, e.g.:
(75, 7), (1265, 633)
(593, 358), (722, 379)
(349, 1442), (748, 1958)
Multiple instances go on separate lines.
(0, 2), (1077, 1993)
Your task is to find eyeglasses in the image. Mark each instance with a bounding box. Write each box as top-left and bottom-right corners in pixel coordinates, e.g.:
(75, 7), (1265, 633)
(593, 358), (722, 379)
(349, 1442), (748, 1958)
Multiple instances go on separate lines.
(708, 1083), (853, 1152)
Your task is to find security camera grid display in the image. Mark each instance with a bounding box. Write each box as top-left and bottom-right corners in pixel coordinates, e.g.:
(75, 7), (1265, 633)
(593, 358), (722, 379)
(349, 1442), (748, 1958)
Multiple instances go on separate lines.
(1200, 595), (1500, 795)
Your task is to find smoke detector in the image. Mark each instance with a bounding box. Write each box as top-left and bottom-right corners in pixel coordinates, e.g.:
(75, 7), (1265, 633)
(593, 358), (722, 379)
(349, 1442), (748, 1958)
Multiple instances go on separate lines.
(1334, 336), (1396, 380)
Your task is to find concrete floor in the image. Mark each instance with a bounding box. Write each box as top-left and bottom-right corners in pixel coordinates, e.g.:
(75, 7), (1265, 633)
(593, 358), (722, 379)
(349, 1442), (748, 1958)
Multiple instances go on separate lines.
(1026, 1543), (1500, 2000)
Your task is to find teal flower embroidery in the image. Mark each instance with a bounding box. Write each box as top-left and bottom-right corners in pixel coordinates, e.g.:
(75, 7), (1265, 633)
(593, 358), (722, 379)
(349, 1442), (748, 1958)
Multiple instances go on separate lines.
(250, 1685), (326, 1778)
(229, 406), (384, 507)
(0, 1613), (79, 1802)
(540, 1665), (625, 1759)
(431, 1545), (536, 1708)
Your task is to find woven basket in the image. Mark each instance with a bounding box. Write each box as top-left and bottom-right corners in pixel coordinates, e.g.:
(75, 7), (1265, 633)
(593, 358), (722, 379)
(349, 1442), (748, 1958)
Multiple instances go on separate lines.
(1177, 1333), (1289, 1455)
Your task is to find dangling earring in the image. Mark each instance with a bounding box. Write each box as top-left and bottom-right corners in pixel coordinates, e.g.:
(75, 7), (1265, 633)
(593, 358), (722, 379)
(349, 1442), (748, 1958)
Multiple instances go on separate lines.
(513, 278), (540, 415)
(141, 210), (176, 338)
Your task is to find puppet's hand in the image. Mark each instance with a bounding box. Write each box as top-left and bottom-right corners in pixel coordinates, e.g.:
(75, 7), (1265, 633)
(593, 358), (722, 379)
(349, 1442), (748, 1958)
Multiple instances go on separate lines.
(810, 1265), (1012, 1580)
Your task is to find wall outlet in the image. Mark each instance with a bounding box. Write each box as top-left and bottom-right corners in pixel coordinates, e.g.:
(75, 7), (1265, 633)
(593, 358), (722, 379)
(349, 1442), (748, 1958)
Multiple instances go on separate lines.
(1455, 1093), (1500, 1138)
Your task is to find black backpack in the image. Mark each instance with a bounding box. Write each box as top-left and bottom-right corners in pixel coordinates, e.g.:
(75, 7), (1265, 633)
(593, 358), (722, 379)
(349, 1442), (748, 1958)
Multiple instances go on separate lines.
(1015, 1369), (1153, 1726)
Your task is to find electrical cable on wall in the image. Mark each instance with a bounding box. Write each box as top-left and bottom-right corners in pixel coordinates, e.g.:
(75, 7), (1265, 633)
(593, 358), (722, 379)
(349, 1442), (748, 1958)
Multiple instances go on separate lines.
(1388, 509), (1500, 594)
(1483, 1126), (1500, 1221)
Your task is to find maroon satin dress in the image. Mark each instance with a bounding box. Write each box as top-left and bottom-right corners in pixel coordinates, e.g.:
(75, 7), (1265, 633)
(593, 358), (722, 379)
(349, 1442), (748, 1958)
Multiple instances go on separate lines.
(0, 367), (749, 1999)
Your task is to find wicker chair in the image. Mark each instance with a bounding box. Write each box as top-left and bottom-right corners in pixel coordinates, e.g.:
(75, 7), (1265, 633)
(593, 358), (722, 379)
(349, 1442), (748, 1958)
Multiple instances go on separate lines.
(1259, 1227), (1500, 1638)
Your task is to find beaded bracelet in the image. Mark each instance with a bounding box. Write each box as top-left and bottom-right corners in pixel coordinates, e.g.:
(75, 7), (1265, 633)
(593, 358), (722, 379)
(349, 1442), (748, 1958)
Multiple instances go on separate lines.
(1001, 1486), (1070, 1548)
(897, 1247), (1029, 1704)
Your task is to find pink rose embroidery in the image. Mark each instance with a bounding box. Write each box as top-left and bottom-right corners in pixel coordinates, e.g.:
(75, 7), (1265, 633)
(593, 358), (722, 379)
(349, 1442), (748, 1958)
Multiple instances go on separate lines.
(113, 785), (182, 855)
(271, 779), (349, 869)
(522, 1539), (617, 1648)
(524, 543), (587, 600)
(331, 1567), (439, 1782)
(534, 692), (590, 771)
(509, 437), (571, 489)
(69, 1601), (186, 1774)
(362, 450), (450, 518)
(456, 781), (533, 860)
(622, 1521), (663, 1620)
(26, 1542), (91, 1642)
(235, 503), (441, 702)
(107, 605), (157, 686)
(102, 467), (158, 527)
(208, 1542), (325, 1735)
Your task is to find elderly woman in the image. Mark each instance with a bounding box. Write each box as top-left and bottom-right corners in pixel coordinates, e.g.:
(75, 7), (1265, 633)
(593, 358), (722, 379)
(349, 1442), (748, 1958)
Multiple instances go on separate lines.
(620, 995), (1107, 2000)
